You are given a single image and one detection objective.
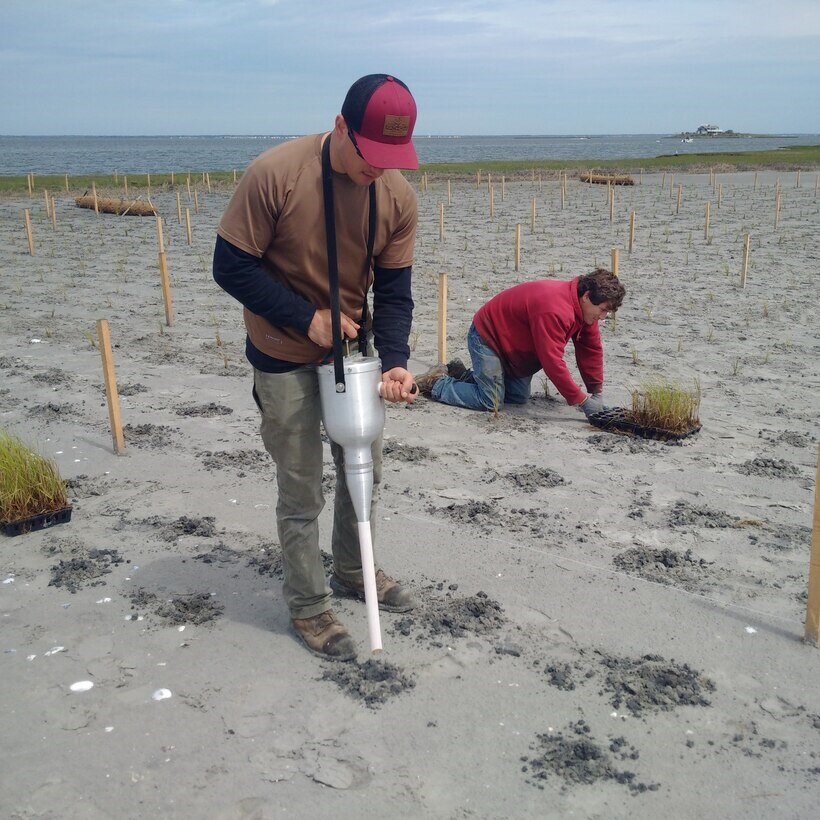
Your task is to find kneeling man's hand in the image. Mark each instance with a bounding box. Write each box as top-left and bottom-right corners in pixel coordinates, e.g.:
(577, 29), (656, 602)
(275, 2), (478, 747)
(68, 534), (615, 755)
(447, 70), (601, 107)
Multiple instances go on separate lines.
(580, 393), (606, 417)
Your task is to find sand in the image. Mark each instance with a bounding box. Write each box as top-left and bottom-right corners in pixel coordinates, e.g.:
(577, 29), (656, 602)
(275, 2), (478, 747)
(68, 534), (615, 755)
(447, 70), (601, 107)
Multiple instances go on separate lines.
(1, 169), (818, 819)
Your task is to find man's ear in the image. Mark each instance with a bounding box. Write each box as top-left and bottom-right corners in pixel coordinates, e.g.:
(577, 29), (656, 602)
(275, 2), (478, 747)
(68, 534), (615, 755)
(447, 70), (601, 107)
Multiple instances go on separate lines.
(333, 114), (347, 135)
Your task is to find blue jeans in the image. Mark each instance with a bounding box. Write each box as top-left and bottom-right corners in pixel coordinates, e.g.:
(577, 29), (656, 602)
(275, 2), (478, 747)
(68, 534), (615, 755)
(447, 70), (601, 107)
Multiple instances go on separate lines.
(431, 324), (532, 411)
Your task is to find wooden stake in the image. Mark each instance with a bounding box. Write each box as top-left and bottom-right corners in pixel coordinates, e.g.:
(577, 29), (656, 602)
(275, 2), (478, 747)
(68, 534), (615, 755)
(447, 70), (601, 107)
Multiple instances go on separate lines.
(27, 173), (33, 196)
(661, 172), (666, 190)
(774, 191), (781, 230)
(437, 273), (448, 364)
(804, 444), (820, 645)
(206, 172), (211, 193)
(447, 179), (451, 206)
(24, 208), (35, 255)
(176, 191), (182, 224)
(114, 171), (119, 184)
(639, 168), (643, 186)
(669, 174), (674, 196)
(676, 185), (683, 214)
(740, 233), (750, 288)
(796, 170), (801, 189)
(704, 201), (710, 240)
(233, 169), (237, 184)
(96, 319), (126, 454)
(476, 170), (480, 187)
(538, 173), (542, 192)
(439, 203), (444, 240)
(611, 248), (619, 277)
(194, 189), (200, 214)
(753, 172), (758, 192)
(156, 218), (174, 326)
(186, 174), (192, 200)
(171, 171), (175, 186)
(560, 182), (565, 210)
(51, 196), (57, 231)
(514, 224), (521, 272)
(124, 176), (128, 196)
(501, 175), (506, 201)
(530, 197), (536, 233)
(609, 186), (614, 222)
(43, 189), (50, 218)
(489, 185), (494, 220)
(92, 181), (99, 215)
(628, 210), (636, 253)
(64, 173), (69, 193)
(487, 173), (491, 194)
(147, 173), (151, 195)
(718, 183), (723, 208)
(185, 208), (193, 245)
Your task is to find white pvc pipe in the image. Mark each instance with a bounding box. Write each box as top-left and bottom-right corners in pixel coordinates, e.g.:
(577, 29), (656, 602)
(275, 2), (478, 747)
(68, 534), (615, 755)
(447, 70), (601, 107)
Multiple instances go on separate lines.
(357, 520), (383, 653)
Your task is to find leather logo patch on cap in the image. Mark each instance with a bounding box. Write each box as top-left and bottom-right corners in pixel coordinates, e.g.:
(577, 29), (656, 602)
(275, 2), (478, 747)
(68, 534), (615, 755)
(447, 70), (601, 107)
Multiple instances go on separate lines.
(383, 115), (409, 137)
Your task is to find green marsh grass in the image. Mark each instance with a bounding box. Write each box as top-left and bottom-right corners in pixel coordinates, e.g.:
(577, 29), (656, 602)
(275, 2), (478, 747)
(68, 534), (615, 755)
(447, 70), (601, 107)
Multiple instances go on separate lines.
(629, 378), (701, 434)
(2, 146), (817, 195)
(0, 430), (68, 523)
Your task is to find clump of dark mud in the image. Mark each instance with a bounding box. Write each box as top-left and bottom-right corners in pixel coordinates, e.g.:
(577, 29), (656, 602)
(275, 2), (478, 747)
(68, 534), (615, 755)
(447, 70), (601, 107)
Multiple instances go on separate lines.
(613, 546), (716, 590)
(391, 590), (505, 644)
(198, 449), (269, 473)
(64, 474), (105, 499)
(248, 547), (333, 580)
(751, 523), (811, 553)
(49, 548), (124, 593)
(737, 457), (800, 479)
(130, 589), (224, 625)
(597, 653), (716, 716)
(175, 402), (234, 417)
(32, 368), (72, 386)
(523, 720), (656, 794)
(499, 465), (565, 493)
(322, 659), (416, 708)
(27, 401), (78, 419)
(542, 662), (578, 691)
(123, 423), (177, 448)
(668, 500), (746, 529)
(586, 433), (653, 454)
(383, 440), (437, 462)
(119, 383), (149, 396)
(142, 515), (218, 542)
(194, 543), (242, 566)
(429, 499), (551, 535)
(758, 428), (814, 448)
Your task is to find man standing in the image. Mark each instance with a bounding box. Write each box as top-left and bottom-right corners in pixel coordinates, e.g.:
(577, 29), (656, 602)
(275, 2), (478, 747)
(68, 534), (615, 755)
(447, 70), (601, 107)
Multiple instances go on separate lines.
(213, 75), (419, 662)
(416, 269), (625, 416)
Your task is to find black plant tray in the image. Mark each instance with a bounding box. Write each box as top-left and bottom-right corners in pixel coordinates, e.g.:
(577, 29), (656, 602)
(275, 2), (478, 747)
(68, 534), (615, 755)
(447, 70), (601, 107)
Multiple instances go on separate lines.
(2, 506), (72, 537)
(588, 408), (701, 441)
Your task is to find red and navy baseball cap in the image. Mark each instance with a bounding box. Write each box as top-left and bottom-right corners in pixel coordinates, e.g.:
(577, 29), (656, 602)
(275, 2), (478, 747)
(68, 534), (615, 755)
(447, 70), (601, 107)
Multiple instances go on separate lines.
(341, 74), (418, 170)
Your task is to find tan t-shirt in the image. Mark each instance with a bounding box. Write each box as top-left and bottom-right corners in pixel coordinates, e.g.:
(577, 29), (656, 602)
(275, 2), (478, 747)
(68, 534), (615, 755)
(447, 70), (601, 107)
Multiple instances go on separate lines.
(217, 133), (417, 363)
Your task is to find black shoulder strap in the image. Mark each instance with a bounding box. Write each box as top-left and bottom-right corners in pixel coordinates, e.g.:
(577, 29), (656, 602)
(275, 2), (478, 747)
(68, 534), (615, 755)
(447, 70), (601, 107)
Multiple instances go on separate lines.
(321, 135), (346, 391)
(321, 134), (378, 375)
(359, 182), (377, 355)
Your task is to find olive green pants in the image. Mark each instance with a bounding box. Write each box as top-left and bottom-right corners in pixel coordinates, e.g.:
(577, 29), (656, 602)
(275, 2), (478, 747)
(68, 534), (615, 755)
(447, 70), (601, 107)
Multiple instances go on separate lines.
(254, 366), (382, 619)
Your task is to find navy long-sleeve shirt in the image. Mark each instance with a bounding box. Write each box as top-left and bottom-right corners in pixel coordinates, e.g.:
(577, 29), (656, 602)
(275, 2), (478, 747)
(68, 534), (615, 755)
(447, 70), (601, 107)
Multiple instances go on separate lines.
(212, 235), (413, 373)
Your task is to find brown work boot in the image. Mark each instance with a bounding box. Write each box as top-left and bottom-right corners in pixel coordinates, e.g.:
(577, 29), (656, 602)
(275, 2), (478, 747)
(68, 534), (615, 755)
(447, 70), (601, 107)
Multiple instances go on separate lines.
(291, 609), (357, 661)
(447, 358), (468, 380)
(330, 569), (416, 613)
(414, 363), (448, 397)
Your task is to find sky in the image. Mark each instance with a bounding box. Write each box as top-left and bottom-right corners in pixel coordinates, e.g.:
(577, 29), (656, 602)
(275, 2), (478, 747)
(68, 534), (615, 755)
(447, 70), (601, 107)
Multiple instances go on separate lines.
(1, 0), (819, 136)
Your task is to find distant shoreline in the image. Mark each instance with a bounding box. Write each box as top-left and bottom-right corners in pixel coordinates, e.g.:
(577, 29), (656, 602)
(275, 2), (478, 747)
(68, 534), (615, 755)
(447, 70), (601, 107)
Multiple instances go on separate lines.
(1, 145), (817, 192)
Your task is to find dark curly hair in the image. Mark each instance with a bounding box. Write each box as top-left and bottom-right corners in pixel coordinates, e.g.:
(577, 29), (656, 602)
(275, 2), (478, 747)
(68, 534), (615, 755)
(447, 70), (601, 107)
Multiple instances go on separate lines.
(577, 268), (626, 311)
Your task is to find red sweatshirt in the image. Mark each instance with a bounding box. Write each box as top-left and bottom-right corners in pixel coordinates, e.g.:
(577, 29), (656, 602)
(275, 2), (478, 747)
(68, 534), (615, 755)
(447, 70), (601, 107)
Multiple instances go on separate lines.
(473, 278), (603, 405)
